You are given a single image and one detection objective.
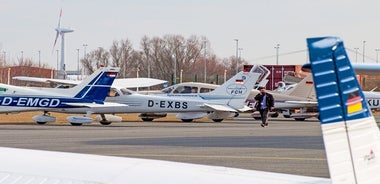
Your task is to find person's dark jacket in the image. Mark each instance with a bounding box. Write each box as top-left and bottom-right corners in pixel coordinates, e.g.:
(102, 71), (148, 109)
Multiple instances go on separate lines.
(254, 92), (274, 110)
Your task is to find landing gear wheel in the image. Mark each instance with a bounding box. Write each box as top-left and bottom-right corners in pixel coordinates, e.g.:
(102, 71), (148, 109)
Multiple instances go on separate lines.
(100, 121), (112, 125)
(141, 118), (154, 122)
(271, 112), (279, 118)
(70, 123), (83, 126)
(212, 119), (223, 122)
(234, 112), (239, 117)
(294, 118), (305, 121)
(181, 119), (193, 122)
(36, 121), (47, 125)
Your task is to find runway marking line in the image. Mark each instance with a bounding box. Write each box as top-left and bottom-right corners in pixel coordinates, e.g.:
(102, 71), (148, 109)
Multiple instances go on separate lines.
(106, 153), (326, 161)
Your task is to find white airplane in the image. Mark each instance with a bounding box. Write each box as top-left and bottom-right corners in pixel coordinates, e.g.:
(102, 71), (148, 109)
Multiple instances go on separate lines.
(153, 75), (318, 121)
(1, 36), (379, 183)
(0, 67), (121, 125)
(97, 64), (265, 123)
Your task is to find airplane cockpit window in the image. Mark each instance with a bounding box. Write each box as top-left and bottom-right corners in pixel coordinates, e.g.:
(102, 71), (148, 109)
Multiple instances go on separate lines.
(108, 89), (120, 97)
(173, 86), (184, 93)
(191, 87), (198, 93)
(120, 88), (133, 95)
(200, 88), (214, 93)
(0, 87), (7, 93)
(161, 87), (173, 94)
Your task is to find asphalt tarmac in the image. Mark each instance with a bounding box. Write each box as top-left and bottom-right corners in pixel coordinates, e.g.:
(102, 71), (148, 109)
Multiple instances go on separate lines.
(0, 115), (329, 178)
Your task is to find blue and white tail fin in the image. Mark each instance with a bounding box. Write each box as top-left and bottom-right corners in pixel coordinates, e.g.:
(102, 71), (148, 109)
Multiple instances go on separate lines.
(206, 65), (264, 109)
(308, 37), (380, 184)
(68, 67), (119, 103)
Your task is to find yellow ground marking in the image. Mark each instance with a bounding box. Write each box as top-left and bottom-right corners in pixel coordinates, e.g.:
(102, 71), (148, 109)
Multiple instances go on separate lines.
(106, 153), (326, 161)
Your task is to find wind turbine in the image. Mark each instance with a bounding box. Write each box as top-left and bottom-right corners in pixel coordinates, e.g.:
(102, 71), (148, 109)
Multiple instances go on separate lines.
(53, 8), (74, 79)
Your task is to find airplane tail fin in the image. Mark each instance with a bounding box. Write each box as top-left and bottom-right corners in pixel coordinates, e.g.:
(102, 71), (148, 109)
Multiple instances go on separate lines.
(206, 65), (264, 109)
(285, 74), (315, 99)
(308, 37), (380, 183)
(68, 67), (119, 103)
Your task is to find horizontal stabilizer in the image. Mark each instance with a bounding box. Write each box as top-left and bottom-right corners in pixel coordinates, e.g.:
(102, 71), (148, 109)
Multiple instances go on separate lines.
(64, 102), (127, 108)
(201, 103), (238, 112)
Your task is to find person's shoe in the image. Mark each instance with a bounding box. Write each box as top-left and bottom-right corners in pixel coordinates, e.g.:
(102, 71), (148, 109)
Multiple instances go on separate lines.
(260, 123), (265, 127)
(265, 123), (269, 126)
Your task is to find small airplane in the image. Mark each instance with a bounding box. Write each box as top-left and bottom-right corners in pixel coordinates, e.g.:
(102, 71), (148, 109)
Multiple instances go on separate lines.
(0, 67), (121, 125)
(102, 64), (265, 123)
(0, 36), (379, 183)
(154, 75), (318, 121)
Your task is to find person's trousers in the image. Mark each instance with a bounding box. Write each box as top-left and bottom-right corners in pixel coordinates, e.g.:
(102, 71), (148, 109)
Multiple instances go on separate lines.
(259, 108), (269, 124)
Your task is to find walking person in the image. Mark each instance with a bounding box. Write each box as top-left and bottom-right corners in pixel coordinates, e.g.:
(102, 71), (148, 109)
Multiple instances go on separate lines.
(254, 86), (274, 127)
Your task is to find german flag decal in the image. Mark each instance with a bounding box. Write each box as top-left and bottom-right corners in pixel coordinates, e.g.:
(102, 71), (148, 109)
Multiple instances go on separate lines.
(347, 90), (362, 114)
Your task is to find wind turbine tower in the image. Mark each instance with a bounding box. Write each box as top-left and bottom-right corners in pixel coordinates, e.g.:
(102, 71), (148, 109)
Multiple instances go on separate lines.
(53, 8), (74, 79)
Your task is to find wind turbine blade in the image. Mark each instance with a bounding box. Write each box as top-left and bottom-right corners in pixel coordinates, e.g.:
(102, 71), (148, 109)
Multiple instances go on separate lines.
(52, 8), (62, 53)
(57, 8), (62, 28)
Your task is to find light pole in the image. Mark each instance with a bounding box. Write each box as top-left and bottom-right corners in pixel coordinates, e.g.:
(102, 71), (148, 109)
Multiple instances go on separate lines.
(38, 50), (41, 67)
(238, 48), (243, 61)
(203, 40), (207, 83)
(363, 41), (366, 63)
(83, 44), (88, 75)
(354, 48), (359, 63)
(173, 54), (177, 84)
(275, 44), (280, 65)
(376, 48), (380, 63)
(56, 50), (59, 77)
(2, 51), (5, 66)
(234, 39), (239, 74)
(21, 51), (23, 62)
(76, 48), (80, 79)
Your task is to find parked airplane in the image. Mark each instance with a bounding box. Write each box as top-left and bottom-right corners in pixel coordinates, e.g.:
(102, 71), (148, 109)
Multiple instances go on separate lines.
(153, 75), (318, 121)
(1, 37), (379, 183)
(0, 67), (121, 125)
(102, 64), (264, 123)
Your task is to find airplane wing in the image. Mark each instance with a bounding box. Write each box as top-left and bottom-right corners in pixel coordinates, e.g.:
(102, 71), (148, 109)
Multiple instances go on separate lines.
(113, 78), (168, 88)
(13, 76), (81, 85)
(201, 103), (238, 112)
(284, 101), (317, 105)
(0, 146), (330, 184)
(13, 76), (167, 88)
(64, 102), (127, 108)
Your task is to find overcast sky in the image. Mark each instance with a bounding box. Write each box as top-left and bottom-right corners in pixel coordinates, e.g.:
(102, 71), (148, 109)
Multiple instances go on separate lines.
(1, 0), (380, 70)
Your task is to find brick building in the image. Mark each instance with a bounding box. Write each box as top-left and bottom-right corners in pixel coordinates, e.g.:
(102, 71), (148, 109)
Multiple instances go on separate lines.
(0, 66), (55, 86)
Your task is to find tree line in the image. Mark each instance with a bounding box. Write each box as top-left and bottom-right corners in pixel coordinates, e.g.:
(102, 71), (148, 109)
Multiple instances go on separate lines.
(0, 34), (247, 84)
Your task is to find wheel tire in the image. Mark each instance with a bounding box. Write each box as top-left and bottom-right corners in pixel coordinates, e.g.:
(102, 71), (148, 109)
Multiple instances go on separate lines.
(234, 112), (239, 117)
(181, 119), (193, 122)
(283, 115), (291, 118)
(271, 112), (279, 118)
(70, 123), (83, 126)
(36, 121), (47, 125)
(254, 117), (262, 120)
(100, 121), (112, 125)
(141, 118), (154, 122)
(212, 119), (223, 122)
(294, 118), (306, 121)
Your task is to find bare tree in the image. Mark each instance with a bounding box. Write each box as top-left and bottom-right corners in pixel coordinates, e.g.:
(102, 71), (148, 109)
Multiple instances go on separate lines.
(81, 47), (110, 74)
(109, 39), (136, 78)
